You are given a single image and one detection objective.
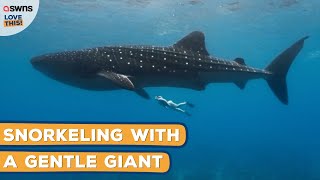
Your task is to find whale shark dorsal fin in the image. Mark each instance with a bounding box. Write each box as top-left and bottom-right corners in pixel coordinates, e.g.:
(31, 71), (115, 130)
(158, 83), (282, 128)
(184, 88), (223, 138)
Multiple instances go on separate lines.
(98, 71), (135, 90)
(173, 31), (209, 56)
(234, 58), (246, 65)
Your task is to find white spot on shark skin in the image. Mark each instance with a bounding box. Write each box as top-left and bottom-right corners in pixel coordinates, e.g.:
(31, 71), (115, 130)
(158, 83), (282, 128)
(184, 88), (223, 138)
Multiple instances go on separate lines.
(185, 56), (188, 59)
(112, 66), (115, 68)
(199, 58), (202, 61)
(140, 65), (143, 68)
(120, 52), (122, 54)
(110, 59), (112, 62)
(120, 57), (123, 60)
(173, 70), (176, 73)
(210, 66), (212, 69)
(107, 55), (110, 57)
(152, 65), (155, 68)
(118, 49), (121, 51)
(164, 66), (167, 69)
(186, 62), (189, 65)
(127, 62), (130, 65)
(233, 68), (236, 70)
(164, 52), (167, 55)
(140, 60), (143, 63)
(164, 57), (166, 60)
(184, 51), (186, 54)
(151, 55), (154, 58)
(140, 54), (143, 57)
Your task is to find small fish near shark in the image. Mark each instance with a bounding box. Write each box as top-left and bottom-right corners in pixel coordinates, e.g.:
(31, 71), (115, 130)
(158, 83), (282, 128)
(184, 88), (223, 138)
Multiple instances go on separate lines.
(31, 31), (308, 105)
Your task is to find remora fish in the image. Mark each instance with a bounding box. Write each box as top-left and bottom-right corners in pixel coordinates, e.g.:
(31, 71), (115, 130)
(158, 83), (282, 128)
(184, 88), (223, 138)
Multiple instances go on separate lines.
(31, 31), (308, 104)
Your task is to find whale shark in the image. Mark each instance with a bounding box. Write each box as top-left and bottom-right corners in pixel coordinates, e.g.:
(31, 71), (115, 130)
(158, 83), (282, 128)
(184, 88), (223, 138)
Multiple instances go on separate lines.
(31, 31), (308, 105)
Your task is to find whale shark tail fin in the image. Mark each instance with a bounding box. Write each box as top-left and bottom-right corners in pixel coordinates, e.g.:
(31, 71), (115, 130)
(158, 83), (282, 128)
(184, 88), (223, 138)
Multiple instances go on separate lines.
(265, 36), (309, 105)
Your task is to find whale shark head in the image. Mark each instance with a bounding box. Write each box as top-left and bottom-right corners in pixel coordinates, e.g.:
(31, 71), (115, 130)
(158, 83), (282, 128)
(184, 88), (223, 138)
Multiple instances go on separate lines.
(30, 53), (115, 90)
(31, 55), (71, 76)
(31, 53), (99, 78)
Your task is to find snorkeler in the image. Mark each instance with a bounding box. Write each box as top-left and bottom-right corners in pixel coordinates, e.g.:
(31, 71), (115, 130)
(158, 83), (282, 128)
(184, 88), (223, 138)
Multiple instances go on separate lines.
(155, 96), (194, 116)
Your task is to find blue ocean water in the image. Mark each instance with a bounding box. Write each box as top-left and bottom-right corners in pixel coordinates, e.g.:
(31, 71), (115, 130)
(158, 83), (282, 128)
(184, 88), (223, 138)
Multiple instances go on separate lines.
(1, 0), (320, 179)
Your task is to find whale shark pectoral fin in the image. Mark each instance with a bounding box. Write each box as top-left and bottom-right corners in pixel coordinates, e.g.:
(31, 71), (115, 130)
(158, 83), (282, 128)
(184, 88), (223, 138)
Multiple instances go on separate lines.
(135, 89), (150, 99)
(97, 71), (135, 90)
(173, 31), (209, 56)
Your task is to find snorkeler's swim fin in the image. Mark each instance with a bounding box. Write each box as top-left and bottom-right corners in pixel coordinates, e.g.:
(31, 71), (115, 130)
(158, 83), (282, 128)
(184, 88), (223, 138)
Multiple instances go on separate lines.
(265, 36), (309, 105)
(187, 102), (195, 108)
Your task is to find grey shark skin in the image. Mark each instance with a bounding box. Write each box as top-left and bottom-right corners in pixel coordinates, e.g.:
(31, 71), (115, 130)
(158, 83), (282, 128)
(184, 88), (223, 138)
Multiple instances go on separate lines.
(31, 31), (308, 104)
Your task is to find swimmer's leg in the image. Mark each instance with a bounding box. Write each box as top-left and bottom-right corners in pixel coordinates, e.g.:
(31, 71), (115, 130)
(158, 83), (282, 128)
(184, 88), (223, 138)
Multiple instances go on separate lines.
(176, 102), (187, 107)
(176, 108), (192, 116)
(175, 108), (185, 113)
(177, 102), (195, 108)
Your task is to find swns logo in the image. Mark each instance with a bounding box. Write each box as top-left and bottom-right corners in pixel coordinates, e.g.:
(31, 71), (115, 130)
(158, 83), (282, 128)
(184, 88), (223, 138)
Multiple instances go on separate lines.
(2, 6), (33, 27)
(3, 6), (33, 12)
